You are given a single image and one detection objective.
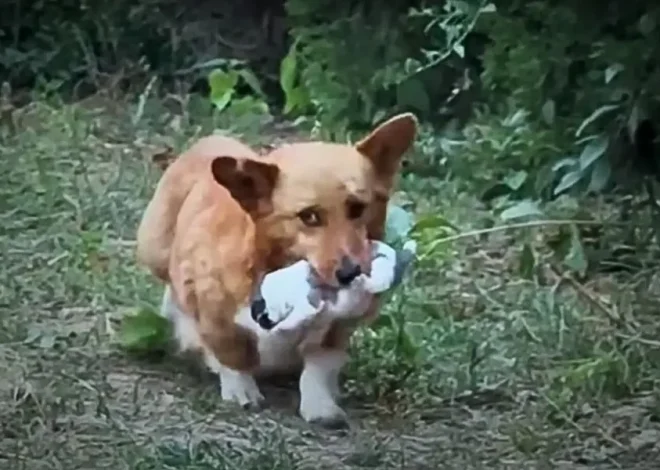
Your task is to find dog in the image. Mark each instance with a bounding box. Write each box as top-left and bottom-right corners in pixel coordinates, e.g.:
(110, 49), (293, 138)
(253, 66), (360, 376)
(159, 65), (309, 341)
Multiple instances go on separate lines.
(136, 113), (417, 428)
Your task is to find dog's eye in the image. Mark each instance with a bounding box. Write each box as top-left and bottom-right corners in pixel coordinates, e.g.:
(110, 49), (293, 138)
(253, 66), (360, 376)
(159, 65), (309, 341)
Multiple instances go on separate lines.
(298, 207), (323, 227)
(346, 200), (367, 220)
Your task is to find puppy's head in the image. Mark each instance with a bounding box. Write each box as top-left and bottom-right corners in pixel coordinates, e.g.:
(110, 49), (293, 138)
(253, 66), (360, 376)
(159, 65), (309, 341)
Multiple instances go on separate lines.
(265, 113), (417, 286)
(210, 156), (280, 219)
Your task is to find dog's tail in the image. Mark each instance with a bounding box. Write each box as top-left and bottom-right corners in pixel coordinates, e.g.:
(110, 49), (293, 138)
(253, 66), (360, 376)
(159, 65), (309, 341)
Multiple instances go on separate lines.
(136, 159), (194, 281)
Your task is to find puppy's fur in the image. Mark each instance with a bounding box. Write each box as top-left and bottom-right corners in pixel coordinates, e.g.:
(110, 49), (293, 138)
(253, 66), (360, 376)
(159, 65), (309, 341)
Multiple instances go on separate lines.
(136, 114), (417, 426)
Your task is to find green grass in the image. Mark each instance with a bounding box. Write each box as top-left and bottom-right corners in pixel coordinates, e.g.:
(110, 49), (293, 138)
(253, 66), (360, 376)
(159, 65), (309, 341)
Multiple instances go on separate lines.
(2, 92), (660, 469)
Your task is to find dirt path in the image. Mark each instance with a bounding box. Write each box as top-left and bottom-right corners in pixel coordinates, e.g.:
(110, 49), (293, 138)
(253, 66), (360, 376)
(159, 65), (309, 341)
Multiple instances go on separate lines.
(1, 97), (659, 470)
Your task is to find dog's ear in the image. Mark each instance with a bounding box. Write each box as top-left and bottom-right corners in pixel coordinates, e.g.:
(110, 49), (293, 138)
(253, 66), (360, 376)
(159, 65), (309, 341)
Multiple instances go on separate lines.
(356, 113), (417, 241)
(211, 156), (280, 216)
(355, 112), (417, 185)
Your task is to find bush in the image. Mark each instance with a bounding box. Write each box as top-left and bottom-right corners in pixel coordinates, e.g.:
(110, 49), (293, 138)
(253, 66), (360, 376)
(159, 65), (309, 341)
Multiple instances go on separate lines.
(0, 0), (287, 99)
(281, 0), (660, 203)
(3, 0), (660, 202)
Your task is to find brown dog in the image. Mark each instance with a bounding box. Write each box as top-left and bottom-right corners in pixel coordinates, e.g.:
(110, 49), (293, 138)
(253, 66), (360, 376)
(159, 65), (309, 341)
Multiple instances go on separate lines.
(136, 113), (417, 427)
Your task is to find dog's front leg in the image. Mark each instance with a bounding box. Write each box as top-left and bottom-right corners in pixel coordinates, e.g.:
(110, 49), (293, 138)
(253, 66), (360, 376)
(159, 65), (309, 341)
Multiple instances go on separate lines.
(165, 280), (265, 409)
(298, 347), (348, 428)
(195, 293), (265, 410)
(202, 347), (264, 410)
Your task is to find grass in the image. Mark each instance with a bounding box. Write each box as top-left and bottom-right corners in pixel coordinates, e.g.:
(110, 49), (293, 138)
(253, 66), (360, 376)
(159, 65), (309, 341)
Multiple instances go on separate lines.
(2, 91), (660, 470)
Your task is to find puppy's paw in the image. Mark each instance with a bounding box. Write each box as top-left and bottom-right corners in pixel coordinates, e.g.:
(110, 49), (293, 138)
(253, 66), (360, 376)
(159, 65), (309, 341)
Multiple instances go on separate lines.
(219, 370), (265, 410)
(300, 398), (348, 429)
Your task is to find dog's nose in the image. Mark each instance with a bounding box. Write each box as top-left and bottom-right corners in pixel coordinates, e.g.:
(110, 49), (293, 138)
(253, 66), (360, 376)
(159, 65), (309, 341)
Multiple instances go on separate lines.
(335, 256), (362, 286)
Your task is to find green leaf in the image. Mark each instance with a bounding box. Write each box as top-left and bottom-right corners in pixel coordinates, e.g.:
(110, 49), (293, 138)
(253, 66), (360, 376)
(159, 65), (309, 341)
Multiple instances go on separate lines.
(605, 63), (624, 84)
(552, 157), (578, 173)
(506, 109), (528, 127)
(372, 109), (388, 125)
(575, 104), (620, 137)
(500, 200), (543, 221)
(480, 182), (512, 201)
(519, 243), (536, 280)
(553, 170), (582, 196)
(452, 43), (465, 58)
(564, 226), (588, 277)
(639, 13), (656, 36)
(503, 170), (528, 191)
(480, 3), (497, 13)
(396, 78), (430, 115)
(229, 95), (270, 117)
(369, 313), (394, 331)
(385, 204), (414, 244)
(396, 327), (419, 359)
(587, 155), (611, 193)
(237, 68), (266, 98)
(283, 88), (309, 115)
(412, 214), (458, 233)
(280, 43), (299, 113)
(118, 308), (171, 352)
(627, 101), (646, 139)
(578, 135), (609, 171)
(208, 69), (238, 112)
(541, 100), (555, 125)
(403, 58), (423, 75)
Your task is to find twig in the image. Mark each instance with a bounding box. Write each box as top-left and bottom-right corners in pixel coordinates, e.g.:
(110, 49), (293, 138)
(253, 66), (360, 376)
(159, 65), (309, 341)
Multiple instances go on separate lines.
(0, 452), (26, 461)
(421, 219), (623, 259)
(547, 266), (660, 348)
(132, 75), (158, 126)
(542, 393), (627, 451)
(547, 264), (624, 327)
(216, 33), (259, 51)
(615, 332), (660, 348)
(400, 0), (488, 84)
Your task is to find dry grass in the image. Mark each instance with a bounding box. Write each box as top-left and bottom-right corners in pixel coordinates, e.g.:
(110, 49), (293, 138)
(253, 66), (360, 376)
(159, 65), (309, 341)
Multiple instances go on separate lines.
(1, 94), (660, 470)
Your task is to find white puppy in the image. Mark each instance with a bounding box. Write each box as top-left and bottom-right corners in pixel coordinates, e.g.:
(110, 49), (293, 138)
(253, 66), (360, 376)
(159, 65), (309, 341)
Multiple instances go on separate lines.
(250, 239), (417, 333)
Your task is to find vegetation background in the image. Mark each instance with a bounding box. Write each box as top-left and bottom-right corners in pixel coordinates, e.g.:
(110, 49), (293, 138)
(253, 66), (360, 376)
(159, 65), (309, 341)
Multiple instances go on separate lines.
(2, 0), (660, 468)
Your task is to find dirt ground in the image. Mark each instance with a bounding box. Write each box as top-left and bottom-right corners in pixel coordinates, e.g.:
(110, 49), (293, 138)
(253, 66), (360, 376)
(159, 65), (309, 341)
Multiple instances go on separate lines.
(2, 95), (660, 470)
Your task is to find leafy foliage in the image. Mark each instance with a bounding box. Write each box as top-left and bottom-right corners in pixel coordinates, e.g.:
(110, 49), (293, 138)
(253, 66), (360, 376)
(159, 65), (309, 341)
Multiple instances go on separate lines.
(280, 0), (660, 207)
(0, 0), (285, 101)
(117, 307), (171, 353)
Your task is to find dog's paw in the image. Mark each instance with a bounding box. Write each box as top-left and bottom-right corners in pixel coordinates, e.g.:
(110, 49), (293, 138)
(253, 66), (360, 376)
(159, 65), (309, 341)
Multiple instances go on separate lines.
(300, 398), (348, 429)
(219, 370), (265, 410)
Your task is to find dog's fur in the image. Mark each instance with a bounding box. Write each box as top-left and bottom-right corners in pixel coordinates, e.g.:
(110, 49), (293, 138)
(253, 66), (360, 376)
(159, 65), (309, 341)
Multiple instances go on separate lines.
(136, 113), (417, 427)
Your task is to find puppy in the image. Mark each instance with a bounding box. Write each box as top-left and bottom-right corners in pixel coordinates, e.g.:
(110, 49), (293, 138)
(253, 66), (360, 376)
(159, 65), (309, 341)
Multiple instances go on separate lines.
(136, 114), (417, 427)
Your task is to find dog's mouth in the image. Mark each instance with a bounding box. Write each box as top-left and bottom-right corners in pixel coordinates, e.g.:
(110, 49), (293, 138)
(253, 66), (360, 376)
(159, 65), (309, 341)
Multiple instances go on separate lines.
(304, 267), (342, 306)
(305, 265), (349, 291)
(305, 265), (327, 288)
